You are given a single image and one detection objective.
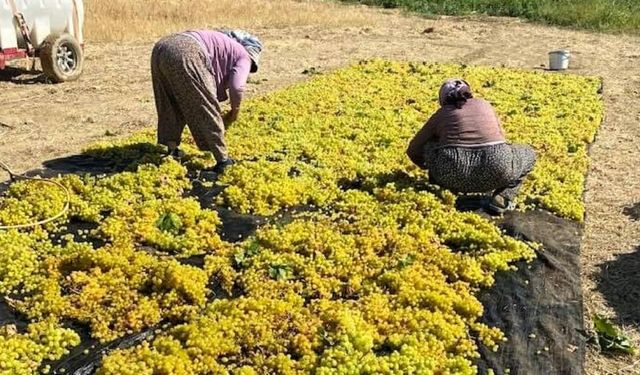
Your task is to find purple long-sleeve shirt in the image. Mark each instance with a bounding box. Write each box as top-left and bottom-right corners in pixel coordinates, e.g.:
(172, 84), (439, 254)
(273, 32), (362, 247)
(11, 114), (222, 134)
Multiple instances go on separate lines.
(183, 30), (252, 111)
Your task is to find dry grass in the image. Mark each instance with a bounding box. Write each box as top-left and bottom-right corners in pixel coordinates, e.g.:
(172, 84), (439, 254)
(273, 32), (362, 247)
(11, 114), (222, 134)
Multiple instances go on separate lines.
(85, 0), (381, 42)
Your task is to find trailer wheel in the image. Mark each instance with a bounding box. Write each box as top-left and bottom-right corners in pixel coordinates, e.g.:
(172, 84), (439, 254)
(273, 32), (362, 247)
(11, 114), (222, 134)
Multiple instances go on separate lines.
(40, 33), (83, 83)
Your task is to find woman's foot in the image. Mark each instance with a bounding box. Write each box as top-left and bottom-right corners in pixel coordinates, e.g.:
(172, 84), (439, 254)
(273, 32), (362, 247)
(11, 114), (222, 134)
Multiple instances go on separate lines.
(171, 148), (185, 159)
(199, 158), (236, 181)
(487, 195), (516, 215)
(164, 146), (185, 160)
(212, 158), (235, 174)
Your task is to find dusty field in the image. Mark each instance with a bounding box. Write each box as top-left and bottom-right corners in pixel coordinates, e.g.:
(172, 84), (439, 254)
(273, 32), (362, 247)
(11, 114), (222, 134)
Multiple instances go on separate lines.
(0, 1), (639, 373)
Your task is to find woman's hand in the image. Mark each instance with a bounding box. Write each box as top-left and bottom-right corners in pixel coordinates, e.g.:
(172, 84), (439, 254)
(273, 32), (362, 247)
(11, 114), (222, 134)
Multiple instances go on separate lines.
(223, 109), (239, 127)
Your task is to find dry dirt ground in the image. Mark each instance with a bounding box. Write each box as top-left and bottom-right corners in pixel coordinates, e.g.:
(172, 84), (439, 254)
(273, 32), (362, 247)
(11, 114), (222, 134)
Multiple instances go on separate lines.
(1, 3), (639, 374)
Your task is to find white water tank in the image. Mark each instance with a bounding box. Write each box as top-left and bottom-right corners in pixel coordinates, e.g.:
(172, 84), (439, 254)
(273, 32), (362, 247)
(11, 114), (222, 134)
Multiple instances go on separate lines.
(1, 0), (84, 50)
(0, 0), (84, 82)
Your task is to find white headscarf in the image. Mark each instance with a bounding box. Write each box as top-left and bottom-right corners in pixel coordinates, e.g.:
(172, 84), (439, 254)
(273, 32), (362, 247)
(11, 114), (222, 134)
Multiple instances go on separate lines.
(220, 29), (263, 72)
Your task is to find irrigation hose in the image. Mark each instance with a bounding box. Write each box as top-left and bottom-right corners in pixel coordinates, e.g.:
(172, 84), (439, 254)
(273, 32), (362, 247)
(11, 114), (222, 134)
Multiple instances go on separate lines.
(0, 160), (70, 230)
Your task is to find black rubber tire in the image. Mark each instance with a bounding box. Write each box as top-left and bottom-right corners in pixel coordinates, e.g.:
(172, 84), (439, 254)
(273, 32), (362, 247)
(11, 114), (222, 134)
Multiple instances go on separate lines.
(39, 33), (84, 83)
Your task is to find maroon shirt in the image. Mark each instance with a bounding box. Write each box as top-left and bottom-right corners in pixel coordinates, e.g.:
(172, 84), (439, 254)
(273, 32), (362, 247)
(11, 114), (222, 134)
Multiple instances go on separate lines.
(407, 98), (506, 167)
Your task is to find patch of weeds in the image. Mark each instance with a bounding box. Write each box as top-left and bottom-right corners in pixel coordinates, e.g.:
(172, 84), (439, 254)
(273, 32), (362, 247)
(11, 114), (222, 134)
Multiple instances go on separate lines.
(582, 315), (636, 355)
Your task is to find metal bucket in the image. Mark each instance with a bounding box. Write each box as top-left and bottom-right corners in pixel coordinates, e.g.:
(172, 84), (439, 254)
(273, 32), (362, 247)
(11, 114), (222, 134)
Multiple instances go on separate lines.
(549, 49), (570, 70)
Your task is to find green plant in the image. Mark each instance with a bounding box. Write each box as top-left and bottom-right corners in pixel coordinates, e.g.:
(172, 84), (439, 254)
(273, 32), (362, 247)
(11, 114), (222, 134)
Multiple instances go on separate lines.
(342, 0), (640, 33)
(156, 212), (183, 234)
(587, 315), (636, 355)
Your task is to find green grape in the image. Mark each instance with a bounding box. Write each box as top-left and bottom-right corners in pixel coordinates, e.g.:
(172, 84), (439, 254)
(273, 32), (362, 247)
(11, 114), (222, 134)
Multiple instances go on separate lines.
(0, 319), (80, 375)
(0, 60), (602, 374)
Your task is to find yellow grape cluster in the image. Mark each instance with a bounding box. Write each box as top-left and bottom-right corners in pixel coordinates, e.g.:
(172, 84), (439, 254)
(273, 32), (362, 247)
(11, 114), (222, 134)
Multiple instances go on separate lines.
(80, 61), (602, 220)
(0, 230), (43, 295)
(14, 241), (210, 342)
(219, 159), (339, 216)
(0, 319), (79, 375)
(214, 60), (601, 220)
(0, 180), (69, 231)
(204, 245), (241, 295)
(0, 160), (224, 346)
(99, 187), (532, 373)
(0, 159), (191, 228)
(98, 196), (224, 257)
(65, 159), (193, 222)
(0, 60), (599, 373)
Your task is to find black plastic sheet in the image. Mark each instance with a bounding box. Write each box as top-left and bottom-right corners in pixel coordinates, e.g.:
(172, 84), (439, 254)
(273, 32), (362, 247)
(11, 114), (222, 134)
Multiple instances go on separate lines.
(1, 153), (588, 375)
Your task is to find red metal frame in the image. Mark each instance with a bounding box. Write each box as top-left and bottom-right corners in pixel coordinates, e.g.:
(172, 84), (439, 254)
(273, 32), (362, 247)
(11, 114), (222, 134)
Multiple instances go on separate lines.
(0, 48), (28, 70)
(0, 41), (84, 70)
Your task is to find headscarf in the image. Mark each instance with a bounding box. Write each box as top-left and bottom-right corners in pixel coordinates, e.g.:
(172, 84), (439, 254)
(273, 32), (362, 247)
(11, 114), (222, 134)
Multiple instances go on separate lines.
(220, 29), (263, 73)
(438, 78), (473, 108)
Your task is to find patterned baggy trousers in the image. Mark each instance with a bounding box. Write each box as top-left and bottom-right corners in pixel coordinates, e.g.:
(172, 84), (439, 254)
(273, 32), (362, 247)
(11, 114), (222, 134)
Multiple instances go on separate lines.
(151, 34), (228, 162)
(424, 143), (537, 201)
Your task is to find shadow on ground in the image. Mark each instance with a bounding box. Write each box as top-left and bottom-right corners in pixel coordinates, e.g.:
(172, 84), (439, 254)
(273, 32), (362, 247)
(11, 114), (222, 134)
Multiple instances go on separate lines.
(0, 66), (48, 84)
(623, 202), (640, 221)
(597, 245), (640, 325)
(0, 142), (166, 195)
(0, 142), (165, 182)
(41, 142), (166, 175)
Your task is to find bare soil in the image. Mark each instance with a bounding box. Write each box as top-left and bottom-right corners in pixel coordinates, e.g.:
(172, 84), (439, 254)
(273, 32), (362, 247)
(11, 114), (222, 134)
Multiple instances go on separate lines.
(1, 5), (639, 373)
